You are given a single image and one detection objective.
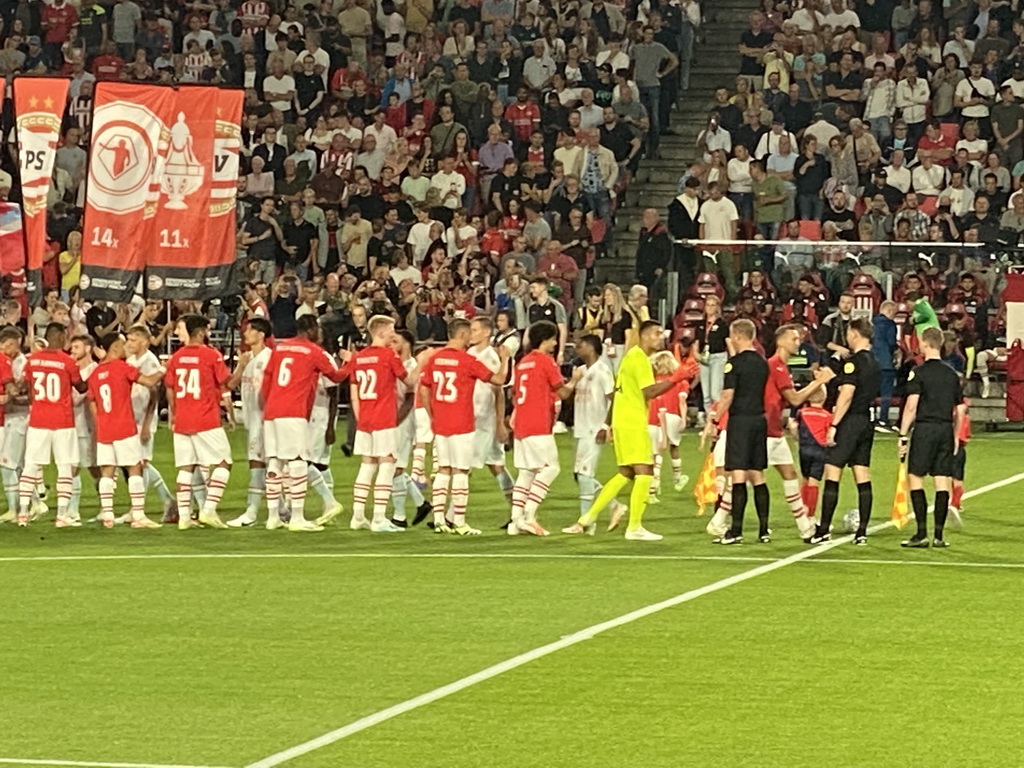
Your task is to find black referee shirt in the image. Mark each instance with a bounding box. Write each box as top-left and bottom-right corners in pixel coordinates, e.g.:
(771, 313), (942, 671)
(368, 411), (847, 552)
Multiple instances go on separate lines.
(907, 359), (962, 423)
(837, 349), (881, 419)
(724, 349), (768, 416)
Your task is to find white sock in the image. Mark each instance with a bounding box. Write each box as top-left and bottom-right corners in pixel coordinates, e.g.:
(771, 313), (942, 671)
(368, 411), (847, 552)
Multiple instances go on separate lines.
(128, 475), (146, 520)
(450, 471), (470, 527)
(308, 465), (338, 507)
(372, 461), (397, 523)
(98, 477), (115, 516)
(2, 466), (19, 514)
(265, 459), (283, 521)
(392, 472), (409, 521)
(55, 468), (73, 518)
(406, 473), (425, 506)
(202, 466), (231, 515)
(511, 470), (533, 524)
(144, 463), (173, 503)
(192, 467), (208, 508)
(671, 457), (683, 482)
(287, 459), (308, 520)
(494, 468), (514, 505)
(431, 471), (450, 526)
(783, 478), (804, 516)
(352, 461), (376, 521)
(246, 467), (266, 515)
(69, 474), (83, 515)
(579, 474), (599, 516)
(175, 469), (193, 518)
(524, 465), (559, 521)
(652, 454), (663, 494)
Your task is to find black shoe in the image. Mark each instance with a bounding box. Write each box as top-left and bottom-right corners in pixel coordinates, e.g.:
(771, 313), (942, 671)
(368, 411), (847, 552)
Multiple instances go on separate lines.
(901, 536), (929, 548)
(807, 531), (831, 544)
(341, 443), (353, 457)
(758, 533), (771, 543)
(715, 533), (743, 545)
(390, 517), (408, 529)
(411, 501), (432, 526)
(854, 534), (868, 546)
(932, 538), (950, 548)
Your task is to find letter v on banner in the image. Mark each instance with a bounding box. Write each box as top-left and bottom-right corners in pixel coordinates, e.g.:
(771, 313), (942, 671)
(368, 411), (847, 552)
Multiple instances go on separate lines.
(13, 78), (68, 305)
(204, 89), (245, 299)
(146, 86), (219, 299)
(81, 82), (175, 302)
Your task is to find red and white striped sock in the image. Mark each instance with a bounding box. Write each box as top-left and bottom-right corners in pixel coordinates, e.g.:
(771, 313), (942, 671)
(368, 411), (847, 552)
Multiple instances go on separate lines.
(450, 472), (470, 527)
(56, 472), (73, 518)
(783, 479), (805, 516)
(411, 446), (427, 484)
(352, 461), (376, 521)
(18, 468), (40, 517)
(175, 469), (192, 519)
(372, 461), (397, 524)
(128, 475), (146, 520)
(431, 471), (451, 526)
(98, 477), (116, 516)
(202, 467), (231, 515)
(524, 466), (559, 522)
(511, 470), (533, 524)
(287, 459), (308, 520)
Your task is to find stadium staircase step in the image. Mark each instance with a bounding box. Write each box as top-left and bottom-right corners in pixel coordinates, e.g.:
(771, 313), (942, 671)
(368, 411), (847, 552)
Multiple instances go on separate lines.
(595, 0), (759, 291)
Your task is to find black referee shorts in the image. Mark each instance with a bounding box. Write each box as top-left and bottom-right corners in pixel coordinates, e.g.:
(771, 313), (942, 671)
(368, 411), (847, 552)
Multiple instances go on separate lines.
(725, 414), (768, 472)
(908, 422), (955, 478)
(951, 445), (967, 481)
(826, 414), (874, 469)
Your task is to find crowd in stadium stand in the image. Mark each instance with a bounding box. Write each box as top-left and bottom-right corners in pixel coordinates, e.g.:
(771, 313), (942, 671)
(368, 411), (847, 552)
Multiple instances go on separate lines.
(0, 0), (1016, 430)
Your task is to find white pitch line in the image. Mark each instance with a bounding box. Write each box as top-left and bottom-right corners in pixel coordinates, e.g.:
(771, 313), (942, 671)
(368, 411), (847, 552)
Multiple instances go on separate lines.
(808, 557), (1024, 569)
(0, 759), (234, 768)
(242, 469), (1024, 768)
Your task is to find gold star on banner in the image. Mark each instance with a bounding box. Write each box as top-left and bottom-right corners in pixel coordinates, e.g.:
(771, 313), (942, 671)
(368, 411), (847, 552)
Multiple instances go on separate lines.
(28, 96), (39, 108)
(43, 96), (54, 109)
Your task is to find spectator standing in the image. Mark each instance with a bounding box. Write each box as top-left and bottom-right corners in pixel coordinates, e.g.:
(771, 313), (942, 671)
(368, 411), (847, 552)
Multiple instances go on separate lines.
(634, 208), (672, 306)
(632, 25), (677, 159)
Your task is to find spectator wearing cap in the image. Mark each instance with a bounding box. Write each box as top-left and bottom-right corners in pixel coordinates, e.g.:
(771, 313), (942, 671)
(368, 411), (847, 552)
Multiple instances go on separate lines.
(804, 110), (840, 148)
(22, 36), (49, 75)
(755, 119), (796, 161)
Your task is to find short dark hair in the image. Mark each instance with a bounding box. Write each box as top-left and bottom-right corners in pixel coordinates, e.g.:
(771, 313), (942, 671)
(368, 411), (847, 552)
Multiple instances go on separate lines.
(639, 319), (662, 335)
(248, 317), (272, 337)
(0, 326), (22, 344)
(529, 275), (550, 287)
(496, 309), (517, 329)
(296, 314), (320, 338)
(180, 314), (210, 339)
(585, 285), (602, 299)
(448, 317), (472, 337)
(577, 333), (602, 356)
(98, 333), (121, 351)
(849, 317), (874, 341)
(527, 320), (559, 349)
(775, 323), (804, 340)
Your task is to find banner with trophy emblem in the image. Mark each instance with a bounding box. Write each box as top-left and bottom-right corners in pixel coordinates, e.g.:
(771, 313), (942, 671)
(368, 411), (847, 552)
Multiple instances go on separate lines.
(81, 82), (175, 302)
(13, 78), (68, 304)
(146, 86), (220, 299)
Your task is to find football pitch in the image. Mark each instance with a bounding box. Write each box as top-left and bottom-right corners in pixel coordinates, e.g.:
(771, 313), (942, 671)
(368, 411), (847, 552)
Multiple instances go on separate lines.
(2, 429), (1023, 768)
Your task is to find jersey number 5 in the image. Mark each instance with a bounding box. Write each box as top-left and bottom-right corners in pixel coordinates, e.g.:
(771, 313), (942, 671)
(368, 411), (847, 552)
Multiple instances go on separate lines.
(355, 369), (378, 400)
(432, 370), (457, 403)
(516, 373), (528, 406)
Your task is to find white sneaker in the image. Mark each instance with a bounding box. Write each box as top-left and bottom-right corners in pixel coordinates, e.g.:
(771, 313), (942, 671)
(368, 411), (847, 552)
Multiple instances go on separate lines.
(29, 500), (48, 521)
(624, 526), (663, 541)
(198, 511), (228, 529)
(97, 511), (115, 529)
(553, 421), (568, 434)
(648, 494), (661, 505)
(179, 517), (200, 530)
(0, 510), (14, 523)
(981, 380), (991, 399)
(349, 516), (371, 531)
(266, 514), (285, 531)
(114, 513), (131, 526)
(316, 502), (345, 526)
(54, 515), (83, 528)
(607, 502), (627, 531)
(288, 518), (324, 532)
(370, 519), (404, 533)
(506, 520), (520, 535)
(673, 475), (690, 492)
(561, 522), (597, 535)
(227, 512), (257, 528)
(131, 515), (161, 529)
(516, 520), (550, 536)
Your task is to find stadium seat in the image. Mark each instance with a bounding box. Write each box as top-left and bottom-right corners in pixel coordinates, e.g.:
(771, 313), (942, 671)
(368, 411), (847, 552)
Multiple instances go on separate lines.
(797, 220), (822, 240)
(940, 122), (960, 145)
(691, 272), (725, 301)
(850, 273), (882, 316)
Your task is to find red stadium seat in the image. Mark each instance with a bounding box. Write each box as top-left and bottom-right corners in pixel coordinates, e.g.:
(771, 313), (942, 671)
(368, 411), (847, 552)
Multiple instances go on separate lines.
(850, 273), (882, 316)
(691, 272), (725, 301)
(798, 220), (822, 240)
(940, 122), (960, 145)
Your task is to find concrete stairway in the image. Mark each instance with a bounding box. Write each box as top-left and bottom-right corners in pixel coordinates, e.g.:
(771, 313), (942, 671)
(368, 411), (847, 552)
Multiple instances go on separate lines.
(595, 0), (756, 288)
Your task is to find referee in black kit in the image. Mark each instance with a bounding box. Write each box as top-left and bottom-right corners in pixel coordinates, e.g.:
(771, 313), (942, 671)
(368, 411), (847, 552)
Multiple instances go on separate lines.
(809, 317), (881, 546)
(898, 327), (967, 548)
(712, 319), (771, 545)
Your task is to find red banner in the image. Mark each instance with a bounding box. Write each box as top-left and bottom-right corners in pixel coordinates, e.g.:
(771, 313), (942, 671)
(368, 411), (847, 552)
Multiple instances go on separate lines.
(146, 86), (236, 299)
(13, 77), (68, 304)
(0, 202), (29, 319)
(206, 89), (244, 296)
(81, 82), (175, 302)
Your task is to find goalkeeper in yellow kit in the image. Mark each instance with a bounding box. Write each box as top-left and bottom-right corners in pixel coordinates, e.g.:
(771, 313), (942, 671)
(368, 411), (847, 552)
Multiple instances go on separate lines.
(563, 320), (693, 541)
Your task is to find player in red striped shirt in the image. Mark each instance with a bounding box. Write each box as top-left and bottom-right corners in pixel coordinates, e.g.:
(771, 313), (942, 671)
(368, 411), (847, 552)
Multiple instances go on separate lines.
(349, 315), (424, 533)
(89, 334), (165, 528)
(509, 321), (577, 536)
(163, 315), (234, 530)
(261, 315), (351, 531)
(419, 318), (510, 535)
(18, 323), (88, 527)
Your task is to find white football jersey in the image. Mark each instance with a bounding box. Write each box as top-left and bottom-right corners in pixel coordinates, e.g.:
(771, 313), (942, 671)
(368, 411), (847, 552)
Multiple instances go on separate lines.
(73, 361), (97, 435)
(309, 373), (332, 426)
(6, 354), (27, 427)
(127, 350), (162, 429)
(469, 344), (500, 431)
(240, 346), (272, 424)
(573, 361), (615, 438)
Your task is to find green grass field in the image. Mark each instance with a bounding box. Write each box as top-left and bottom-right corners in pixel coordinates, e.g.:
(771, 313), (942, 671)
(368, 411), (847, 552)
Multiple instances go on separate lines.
(2, 429), (1023, 768)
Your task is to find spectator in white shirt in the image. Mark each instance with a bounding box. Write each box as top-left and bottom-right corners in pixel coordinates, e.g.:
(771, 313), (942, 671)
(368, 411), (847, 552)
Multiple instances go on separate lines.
(955, 61), (996, 137)
(755, 120), (796, 160)
(823, 0), (859, 29)
(885, 149), (912, 193)
(895, 65), (930, 141)
(430, 155), (467, 209)
(697, 115), (732, 163)
(911, 154), (948, 197)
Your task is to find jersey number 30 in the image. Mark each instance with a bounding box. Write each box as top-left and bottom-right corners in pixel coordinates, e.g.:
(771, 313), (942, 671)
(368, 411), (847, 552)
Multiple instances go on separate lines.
(32, 371), (62, 402)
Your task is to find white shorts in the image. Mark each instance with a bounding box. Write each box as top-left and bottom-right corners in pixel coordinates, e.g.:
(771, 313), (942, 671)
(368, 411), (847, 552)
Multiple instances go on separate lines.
(0, 420), (26, 470)
(648, 414), (683, 452)
(173, 428), (232, 467)
(25, 426), (79, 467)
(472, 426), (505, 469)
(434, 432), (474, 471)
(767, 436), (795, 467)
(396, 413), (415, 468)
(713, 429), (727, 468)
(96, 435), (144, 468)
(78, 432), (96, 469)
(574, 434), (603, 476)
(514, 434), (559, 471)
(415, 407), (433, 444)
(264, 417), (309, 461)
(353, 427), (398, 460)
(307, 416), (331, 465)
(137, 414), (157, 461)
(245, 418), (265, 463)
